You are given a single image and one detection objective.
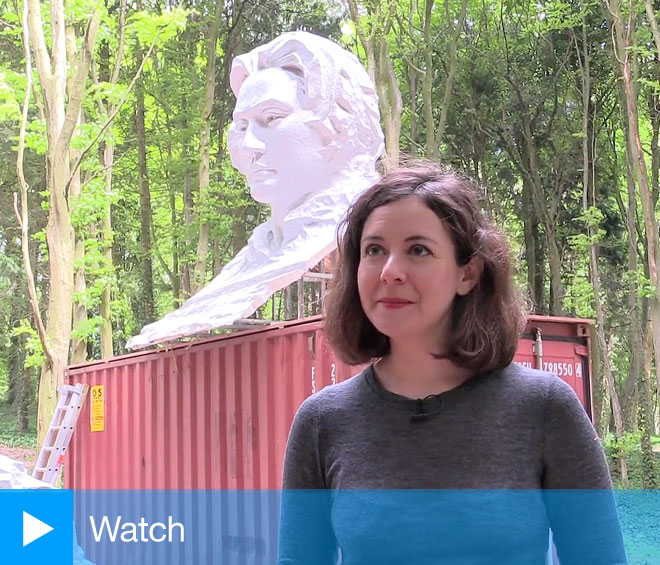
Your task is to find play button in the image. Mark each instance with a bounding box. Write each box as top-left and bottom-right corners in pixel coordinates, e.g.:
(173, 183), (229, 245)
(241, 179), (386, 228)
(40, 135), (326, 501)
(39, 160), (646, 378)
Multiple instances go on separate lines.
(23, 511), (54, 547)
(0, 489), (71, 563)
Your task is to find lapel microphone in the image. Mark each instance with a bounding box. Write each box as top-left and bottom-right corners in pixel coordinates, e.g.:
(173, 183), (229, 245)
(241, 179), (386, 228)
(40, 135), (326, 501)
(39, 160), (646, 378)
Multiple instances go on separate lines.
(410, 399), (430, 423)
(410, 395), (445, 423)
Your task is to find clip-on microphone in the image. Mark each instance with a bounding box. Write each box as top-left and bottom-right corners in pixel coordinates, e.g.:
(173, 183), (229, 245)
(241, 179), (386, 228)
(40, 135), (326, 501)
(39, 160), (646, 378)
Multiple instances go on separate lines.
(410, 399), (430, 423)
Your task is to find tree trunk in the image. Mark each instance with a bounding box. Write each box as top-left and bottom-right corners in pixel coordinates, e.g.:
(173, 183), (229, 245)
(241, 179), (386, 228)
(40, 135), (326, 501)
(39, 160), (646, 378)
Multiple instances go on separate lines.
(422, 0), (435, 157)
(16, 365), (30, 432)
(545, 225), (564, 316)
(376, 37), (402, 171)
(232, 207), (248, 255)
(167, 138), (181, 307)
(521, 177), (545, 312)
(100, 142), (114, 358)
(434, 0), (468, 149)
(407, 61), (419, 153)
(8, 333), (30, 432)
(644, 0), (660, 64)
(640, 322), (657, 487)
(649, 93), (659, 206)
(70, 105), (86, 365)
(213, 237), (223, 276)
(603, 332), (628, 486)
(193, 0), (224, 294)
(135, 51), (155, 327)
(70, 232), (88, 364)
(182, 139), (193, 298)
(592, 334), (610, 436)
(9, 333), (30, 432)
(7, 333), (19, 406)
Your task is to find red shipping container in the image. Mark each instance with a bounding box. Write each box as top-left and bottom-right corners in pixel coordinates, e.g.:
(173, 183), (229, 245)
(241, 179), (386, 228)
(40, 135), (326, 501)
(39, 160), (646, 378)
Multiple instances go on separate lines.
(65, 314), (592, 491)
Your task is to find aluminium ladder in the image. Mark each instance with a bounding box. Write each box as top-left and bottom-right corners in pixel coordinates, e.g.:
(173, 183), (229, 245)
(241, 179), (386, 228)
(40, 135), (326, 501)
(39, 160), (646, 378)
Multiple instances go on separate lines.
(32, 383), (89, 486)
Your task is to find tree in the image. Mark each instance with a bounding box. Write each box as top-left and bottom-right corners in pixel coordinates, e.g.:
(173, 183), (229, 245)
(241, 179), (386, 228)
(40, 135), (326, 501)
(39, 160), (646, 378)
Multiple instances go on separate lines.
(24, 0), (101, 443)
(606, 0), (660, 431)
(346, 0), (402, 171)
(192, 0), (225, 293)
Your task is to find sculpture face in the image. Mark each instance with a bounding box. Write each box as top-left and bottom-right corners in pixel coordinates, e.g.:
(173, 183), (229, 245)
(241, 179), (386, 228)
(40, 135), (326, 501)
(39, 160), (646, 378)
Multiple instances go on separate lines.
(228, 67), (335, 214)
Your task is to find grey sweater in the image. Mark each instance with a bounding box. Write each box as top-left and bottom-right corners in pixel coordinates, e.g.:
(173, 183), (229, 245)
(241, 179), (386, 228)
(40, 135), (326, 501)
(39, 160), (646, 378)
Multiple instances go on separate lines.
(278, 363), (626, 564)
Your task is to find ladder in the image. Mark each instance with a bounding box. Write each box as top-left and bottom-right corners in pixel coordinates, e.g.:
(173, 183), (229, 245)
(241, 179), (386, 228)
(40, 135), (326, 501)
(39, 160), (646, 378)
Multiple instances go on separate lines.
(32, 383), (89, 486)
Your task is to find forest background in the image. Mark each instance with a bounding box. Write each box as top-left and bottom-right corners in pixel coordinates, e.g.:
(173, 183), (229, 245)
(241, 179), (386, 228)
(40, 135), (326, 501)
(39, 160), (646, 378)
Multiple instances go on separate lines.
(1, 0), (659, 488)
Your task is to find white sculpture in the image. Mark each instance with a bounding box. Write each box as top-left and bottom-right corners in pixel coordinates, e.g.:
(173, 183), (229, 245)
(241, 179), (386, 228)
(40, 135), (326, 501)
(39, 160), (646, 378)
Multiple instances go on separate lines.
(128, 31), (384, 349)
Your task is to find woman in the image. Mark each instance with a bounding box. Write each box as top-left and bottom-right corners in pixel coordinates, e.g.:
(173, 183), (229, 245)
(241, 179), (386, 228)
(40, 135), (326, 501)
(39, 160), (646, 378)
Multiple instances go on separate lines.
(278, 164), (626, 564)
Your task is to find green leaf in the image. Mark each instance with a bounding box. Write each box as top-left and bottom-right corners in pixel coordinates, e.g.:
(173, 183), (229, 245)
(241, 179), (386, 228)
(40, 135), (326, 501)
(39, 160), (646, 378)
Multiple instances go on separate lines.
(127, 8), (188, 47)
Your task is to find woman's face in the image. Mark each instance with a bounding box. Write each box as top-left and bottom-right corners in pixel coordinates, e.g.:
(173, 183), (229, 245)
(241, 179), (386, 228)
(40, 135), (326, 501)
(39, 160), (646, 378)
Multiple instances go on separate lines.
(357, 197), (478, 349)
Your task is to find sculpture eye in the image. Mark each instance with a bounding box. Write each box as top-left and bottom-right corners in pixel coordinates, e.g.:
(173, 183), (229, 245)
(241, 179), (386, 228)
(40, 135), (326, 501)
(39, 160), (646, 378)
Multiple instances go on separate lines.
(234, 120), (248, 133)
(263, 114), (283, 125)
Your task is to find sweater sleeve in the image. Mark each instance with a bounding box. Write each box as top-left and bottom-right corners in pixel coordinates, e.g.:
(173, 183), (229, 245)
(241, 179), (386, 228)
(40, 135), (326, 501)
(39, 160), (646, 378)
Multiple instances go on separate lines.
(542, 376), (627, 564)
(277, 394), (338, 565)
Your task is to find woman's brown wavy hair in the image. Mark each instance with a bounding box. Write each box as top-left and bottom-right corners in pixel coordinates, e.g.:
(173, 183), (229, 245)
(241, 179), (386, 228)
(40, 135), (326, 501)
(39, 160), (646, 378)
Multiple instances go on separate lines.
(324, 163), (526, 372)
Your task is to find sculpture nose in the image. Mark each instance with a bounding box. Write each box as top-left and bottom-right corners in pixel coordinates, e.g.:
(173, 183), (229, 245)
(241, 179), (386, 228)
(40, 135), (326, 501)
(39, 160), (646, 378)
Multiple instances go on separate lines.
(242, 122), (266, 160)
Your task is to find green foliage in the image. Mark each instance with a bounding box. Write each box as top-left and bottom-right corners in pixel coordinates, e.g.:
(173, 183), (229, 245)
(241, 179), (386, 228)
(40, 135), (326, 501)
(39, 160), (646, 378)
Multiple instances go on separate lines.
(0, 69), (22, 122)
(604, 432), (660, 489)
(634, 269), (657, 300)
(638, 78), (660, 95)
(23, 119), (48, 155)
(10, 321), (43, 370)
(127, 8), (188, 47)
(0, 362), (7, 398)
(71, 316), (105, 341)
(87, 82), (129, 108)
(0, 400), (36, 448)
(537, 0), (583, 31)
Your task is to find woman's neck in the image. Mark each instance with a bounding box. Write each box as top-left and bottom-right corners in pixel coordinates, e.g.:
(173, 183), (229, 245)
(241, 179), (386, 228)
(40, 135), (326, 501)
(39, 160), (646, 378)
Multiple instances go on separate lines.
(375, 342), (474, 399)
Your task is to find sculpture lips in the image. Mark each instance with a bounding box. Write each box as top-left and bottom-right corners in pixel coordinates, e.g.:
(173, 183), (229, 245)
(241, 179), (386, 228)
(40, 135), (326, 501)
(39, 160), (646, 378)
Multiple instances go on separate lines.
(250, 168), (275, 181)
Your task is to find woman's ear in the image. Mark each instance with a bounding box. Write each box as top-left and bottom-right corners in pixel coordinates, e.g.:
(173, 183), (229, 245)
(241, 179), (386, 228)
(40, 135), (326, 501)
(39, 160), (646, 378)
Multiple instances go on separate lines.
(457, 256), (483, 296)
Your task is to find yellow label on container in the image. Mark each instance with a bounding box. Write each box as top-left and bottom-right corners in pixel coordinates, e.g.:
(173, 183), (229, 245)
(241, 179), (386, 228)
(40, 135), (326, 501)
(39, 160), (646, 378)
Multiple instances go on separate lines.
(90, 385), (104, 432)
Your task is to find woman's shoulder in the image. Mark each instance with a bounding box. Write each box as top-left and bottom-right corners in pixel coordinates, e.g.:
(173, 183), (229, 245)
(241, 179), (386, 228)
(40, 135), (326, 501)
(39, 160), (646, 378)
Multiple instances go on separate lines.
(493, 362), (584, 412)
(293, 366), (371, 420)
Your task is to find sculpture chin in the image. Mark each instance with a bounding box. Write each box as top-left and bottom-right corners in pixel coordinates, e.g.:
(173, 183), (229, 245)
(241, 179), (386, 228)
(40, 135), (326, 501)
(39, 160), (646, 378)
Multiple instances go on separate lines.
(248, 177), (278, 204)
(249, 173), (326, 212)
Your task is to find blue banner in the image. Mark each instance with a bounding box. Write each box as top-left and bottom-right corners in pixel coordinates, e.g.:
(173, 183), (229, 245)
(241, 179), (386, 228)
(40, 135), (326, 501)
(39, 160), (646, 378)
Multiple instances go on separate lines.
(0, 489), (658, 564)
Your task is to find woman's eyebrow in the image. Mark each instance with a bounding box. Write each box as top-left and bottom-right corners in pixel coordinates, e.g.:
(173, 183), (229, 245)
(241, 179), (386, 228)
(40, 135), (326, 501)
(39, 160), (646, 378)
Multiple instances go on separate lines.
(361, 235), (437, 243)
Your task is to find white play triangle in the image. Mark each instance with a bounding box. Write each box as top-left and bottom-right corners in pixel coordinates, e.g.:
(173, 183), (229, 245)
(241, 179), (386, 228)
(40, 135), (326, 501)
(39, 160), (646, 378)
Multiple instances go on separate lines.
(23, 511), (54, 547)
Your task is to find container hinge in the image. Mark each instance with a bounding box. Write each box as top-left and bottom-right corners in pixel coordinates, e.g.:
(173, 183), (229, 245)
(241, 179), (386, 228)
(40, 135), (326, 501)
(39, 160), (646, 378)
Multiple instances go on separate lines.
(532, 328), (543, 370)
(308, 334), (316, 358)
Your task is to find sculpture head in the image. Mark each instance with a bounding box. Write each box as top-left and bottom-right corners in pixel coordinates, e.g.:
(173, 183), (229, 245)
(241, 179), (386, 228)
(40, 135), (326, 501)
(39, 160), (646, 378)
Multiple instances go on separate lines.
(227, 31), (384, 221)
